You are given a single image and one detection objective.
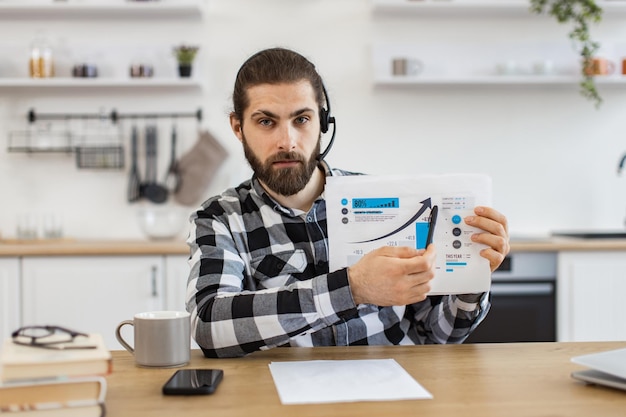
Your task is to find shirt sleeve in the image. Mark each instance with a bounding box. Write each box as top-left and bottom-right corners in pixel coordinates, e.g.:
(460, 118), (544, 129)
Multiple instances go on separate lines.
(410, 292), (490, 344)
(186, 209), (359, 358)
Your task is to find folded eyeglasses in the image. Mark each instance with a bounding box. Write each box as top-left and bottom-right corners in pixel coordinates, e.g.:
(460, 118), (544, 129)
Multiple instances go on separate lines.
(12, 325), (97, 350)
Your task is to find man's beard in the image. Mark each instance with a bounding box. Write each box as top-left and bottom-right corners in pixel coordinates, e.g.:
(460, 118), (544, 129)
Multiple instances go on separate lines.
(242, 133), (320, 197)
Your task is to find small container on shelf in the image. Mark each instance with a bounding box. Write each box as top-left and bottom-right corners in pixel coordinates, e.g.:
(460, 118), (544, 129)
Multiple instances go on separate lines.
(129, 63), (154, 78)
(29, 35), (54, 78)
(72, 64), (99, 78)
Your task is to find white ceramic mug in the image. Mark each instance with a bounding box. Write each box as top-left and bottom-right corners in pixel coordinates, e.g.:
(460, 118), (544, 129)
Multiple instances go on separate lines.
(584, 57), (615, 76)
(496, 60), (520, 75)
(392, 57), (423, 76)
(532, 59), (554, 75)
(115, 311), (190, 368)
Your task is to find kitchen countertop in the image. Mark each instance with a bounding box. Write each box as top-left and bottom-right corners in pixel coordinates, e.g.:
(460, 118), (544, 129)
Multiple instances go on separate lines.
(0, 239), (189, 257)
(3, 236), (626, 256)
(507, 236), (626, 252)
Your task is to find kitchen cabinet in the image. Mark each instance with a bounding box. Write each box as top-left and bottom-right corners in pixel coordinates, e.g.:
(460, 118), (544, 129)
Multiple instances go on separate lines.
(0, 258), (20, 340)
(165, 254), (199, 349)
(165, 255), (189, 312)
(21, 256), (166, 350)
(557, 251), (626, 342)
(371, 0), (626, 88)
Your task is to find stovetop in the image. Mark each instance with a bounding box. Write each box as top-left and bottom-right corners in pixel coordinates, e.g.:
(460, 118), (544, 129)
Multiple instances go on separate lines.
(551, 230), (626, 239)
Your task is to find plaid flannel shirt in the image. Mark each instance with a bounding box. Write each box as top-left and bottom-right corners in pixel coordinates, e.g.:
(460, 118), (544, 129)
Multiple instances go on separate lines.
(186, 163), (490, 358)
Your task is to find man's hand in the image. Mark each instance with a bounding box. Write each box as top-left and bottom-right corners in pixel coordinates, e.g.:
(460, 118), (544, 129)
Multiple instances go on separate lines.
(347, 245), (436, 306)
(464, 206), (510, 272)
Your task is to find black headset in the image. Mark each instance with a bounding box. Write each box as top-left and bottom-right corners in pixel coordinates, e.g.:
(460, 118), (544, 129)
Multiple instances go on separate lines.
(318, 82), (336, 161)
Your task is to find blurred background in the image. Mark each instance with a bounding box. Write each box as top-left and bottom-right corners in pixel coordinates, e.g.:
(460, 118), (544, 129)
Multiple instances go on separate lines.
(1, 0), (626, 240)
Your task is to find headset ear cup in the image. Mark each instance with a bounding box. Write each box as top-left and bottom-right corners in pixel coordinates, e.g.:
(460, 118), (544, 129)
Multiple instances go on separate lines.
(319, 108), (329, 134)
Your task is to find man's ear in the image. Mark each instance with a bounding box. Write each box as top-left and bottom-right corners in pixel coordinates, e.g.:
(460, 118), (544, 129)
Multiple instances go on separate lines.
(229, 113), (243, 142)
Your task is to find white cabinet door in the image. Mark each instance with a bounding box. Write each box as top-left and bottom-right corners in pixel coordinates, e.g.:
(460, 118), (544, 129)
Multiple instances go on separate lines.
(558, 251), (626, 342)
(0, 257), (20, 340)
(22, 256), (165, 350)
(164, 255), (190, 312)
(165, 254), (198, 349)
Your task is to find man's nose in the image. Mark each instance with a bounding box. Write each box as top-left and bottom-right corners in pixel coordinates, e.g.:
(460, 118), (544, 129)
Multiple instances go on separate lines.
(276, 124), (297, 150)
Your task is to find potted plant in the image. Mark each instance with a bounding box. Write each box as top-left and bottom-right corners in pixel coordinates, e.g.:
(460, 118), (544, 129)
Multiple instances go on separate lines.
(173, 45), (199, 78)
(530, 0), (603, 107)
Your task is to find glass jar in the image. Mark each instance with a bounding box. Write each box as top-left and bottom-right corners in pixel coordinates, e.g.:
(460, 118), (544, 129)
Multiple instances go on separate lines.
(29, 36), (54, 78)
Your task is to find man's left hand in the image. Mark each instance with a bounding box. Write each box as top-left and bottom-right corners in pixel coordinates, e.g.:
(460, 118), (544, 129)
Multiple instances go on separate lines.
(464, 206), (510, 272)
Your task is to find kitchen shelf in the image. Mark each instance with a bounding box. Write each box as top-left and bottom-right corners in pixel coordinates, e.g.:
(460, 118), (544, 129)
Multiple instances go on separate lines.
(371, 0), (626, 17)
(0, 0), (204, 19)
(373, 75), (626, 87)
(0, 77), (204, 89)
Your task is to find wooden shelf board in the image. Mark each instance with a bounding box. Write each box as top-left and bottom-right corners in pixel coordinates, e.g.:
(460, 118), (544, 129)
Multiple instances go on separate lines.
(0, 77), (204, 89)
(371, 0), (626, 17)
(0, 1), (204, 19)
(373, 75), (626, 86)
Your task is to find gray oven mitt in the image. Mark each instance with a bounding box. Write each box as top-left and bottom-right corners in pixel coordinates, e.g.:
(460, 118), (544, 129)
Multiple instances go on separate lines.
(173, 130), (228, 206)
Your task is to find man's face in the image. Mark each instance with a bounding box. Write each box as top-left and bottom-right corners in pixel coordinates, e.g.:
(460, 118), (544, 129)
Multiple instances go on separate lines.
(230, 81), (321, 196)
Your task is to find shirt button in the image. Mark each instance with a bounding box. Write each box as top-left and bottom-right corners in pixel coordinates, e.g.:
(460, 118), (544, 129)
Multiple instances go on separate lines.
(306, 216), (313, 222)
(275, 261), (285, 270)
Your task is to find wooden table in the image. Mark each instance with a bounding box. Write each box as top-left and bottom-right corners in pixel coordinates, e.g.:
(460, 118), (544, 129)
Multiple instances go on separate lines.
(106, 342), (626, 417)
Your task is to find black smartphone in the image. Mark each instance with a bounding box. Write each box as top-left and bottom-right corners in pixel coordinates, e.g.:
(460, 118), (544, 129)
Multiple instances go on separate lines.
(425, 205), (438, 247)
(162, 369), (224, 396)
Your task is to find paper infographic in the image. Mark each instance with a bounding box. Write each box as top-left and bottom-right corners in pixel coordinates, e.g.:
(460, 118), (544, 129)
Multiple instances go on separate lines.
(326, 174), (492, 295)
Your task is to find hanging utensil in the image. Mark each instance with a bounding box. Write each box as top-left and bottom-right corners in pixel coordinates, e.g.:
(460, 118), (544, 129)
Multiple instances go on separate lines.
(163, 122), (181, 193)
(142, 124), (168, 204)
(127, 124), (141, 202)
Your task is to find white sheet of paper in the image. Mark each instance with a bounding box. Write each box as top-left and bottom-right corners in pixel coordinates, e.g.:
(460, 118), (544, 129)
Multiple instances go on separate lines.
(326, 173), (493, 295)
(268, 359), (432, 404)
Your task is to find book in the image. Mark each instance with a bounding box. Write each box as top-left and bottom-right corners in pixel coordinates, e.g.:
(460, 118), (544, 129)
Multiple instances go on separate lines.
(0, 376), (106, 416)
(0, 333), (112, 383)
(0, 375), (106, 410)
(0, 403), (105, 416)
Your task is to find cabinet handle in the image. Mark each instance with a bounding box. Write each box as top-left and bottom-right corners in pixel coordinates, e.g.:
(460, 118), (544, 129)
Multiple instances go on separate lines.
(490, 282), (554, 296)
(151, 266), (158, 297)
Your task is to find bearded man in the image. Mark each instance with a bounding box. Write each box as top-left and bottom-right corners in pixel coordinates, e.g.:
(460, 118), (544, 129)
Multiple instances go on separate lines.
(186, 47), (510, 358)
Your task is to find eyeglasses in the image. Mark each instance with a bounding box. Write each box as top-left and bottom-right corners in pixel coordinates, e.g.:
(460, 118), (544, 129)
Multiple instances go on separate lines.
(12, 325), (97, 350)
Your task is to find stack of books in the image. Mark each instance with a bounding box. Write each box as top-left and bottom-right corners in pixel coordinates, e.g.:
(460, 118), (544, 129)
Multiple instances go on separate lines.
(0, 333), (112, 416)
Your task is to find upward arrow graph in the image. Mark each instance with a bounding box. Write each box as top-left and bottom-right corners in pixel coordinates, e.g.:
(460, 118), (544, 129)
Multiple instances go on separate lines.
(351, 197), (432, 244)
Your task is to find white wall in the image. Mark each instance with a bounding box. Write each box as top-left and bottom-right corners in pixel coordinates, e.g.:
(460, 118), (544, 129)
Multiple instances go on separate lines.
(2, 0), (626, 240)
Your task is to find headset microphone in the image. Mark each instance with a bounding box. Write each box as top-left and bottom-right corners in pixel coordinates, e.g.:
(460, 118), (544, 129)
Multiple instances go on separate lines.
(317, 83), (336, 161)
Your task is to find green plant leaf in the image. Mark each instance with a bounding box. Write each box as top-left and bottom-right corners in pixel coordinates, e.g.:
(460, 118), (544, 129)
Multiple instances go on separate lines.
(529, 0), (603, 107)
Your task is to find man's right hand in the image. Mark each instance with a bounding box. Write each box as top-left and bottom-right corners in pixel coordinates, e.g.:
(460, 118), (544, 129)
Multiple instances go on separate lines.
(347, 245), (436, 306)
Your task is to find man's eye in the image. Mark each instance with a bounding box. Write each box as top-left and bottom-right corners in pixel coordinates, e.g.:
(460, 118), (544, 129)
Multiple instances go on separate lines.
(295, 116), (309, 124)
(259, 119), (273, 127)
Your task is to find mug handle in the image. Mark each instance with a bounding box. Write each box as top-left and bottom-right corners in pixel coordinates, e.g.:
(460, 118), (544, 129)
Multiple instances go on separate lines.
(115, 320), (135, 354)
